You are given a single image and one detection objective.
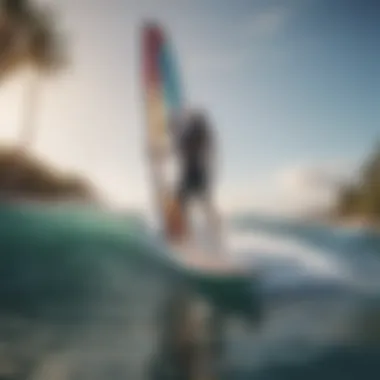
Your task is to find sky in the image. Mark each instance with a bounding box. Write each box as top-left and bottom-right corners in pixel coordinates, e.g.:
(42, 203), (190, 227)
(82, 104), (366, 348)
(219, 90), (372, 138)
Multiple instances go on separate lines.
(0, 0), (379, 215)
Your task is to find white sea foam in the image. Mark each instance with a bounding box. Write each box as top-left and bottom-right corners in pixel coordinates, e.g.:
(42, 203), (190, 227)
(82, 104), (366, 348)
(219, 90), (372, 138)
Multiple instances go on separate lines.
(224, 227), (352, 293)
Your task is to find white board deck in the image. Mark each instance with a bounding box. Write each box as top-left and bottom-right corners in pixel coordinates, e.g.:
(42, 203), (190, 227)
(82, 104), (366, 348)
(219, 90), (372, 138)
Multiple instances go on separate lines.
(170, 241), (243, 275)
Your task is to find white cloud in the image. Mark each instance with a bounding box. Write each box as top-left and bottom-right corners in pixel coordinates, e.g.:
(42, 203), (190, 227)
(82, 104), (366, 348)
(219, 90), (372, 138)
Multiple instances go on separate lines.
(273, 160), (361, 214)
(278, 161), (360, 194)
(218, 159), (361, 216)
(242, 6), (291, 40)
(182, 5), (292, 77)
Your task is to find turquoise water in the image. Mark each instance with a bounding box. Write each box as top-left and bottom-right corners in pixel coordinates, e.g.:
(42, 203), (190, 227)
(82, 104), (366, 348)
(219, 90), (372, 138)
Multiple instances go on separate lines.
(0, 203), (379, 379)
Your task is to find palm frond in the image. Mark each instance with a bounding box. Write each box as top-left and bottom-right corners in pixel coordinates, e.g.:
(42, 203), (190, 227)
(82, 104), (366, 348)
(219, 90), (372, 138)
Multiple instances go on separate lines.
(0, 0), (67, 80)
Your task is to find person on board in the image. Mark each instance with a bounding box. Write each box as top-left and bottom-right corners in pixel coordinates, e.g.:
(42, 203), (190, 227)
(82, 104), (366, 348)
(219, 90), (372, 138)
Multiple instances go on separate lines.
(169, 109), (221, 246)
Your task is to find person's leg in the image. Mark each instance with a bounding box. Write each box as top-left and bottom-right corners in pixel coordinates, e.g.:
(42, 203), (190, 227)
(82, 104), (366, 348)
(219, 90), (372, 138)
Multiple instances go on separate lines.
(198, 180), (223, 252)
(169, 176), (191, 243)
(203, 194), (222, 251)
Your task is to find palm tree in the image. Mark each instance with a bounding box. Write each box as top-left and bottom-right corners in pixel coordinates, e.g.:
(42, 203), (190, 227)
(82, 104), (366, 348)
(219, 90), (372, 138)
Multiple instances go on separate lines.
(0, 0), (67, 151)
(0, 0), (28, 79)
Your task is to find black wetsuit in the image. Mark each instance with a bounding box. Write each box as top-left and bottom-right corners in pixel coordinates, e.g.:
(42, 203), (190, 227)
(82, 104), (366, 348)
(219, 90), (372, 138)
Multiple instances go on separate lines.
(176, 123), (210, 205)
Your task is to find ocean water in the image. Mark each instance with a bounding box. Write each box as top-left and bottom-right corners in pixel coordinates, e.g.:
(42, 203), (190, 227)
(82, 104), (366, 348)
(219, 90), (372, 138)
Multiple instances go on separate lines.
(0, 203), (379, 379)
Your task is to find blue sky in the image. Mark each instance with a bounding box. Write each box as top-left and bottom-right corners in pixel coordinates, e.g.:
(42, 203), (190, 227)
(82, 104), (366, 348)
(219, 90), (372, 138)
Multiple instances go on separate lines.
(0, 0), (378, 214)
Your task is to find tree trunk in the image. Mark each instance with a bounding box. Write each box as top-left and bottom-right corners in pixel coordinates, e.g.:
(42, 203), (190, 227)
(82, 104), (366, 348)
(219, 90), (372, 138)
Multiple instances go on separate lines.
(18, 66), (40, 151)
(0, 67), (40, 197)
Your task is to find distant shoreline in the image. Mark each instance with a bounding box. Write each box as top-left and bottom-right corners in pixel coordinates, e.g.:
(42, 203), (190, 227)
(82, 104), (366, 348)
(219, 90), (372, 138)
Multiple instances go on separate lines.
(309, 213), (380, 233)
(333, 217), (380, 232)
(0, 146), (98, 203)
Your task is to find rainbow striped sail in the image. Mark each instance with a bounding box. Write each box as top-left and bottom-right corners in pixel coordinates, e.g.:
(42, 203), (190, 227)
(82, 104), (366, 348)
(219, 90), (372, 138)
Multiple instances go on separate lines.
(141, 22), (186, 236)
(141, 22), (183, 152)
